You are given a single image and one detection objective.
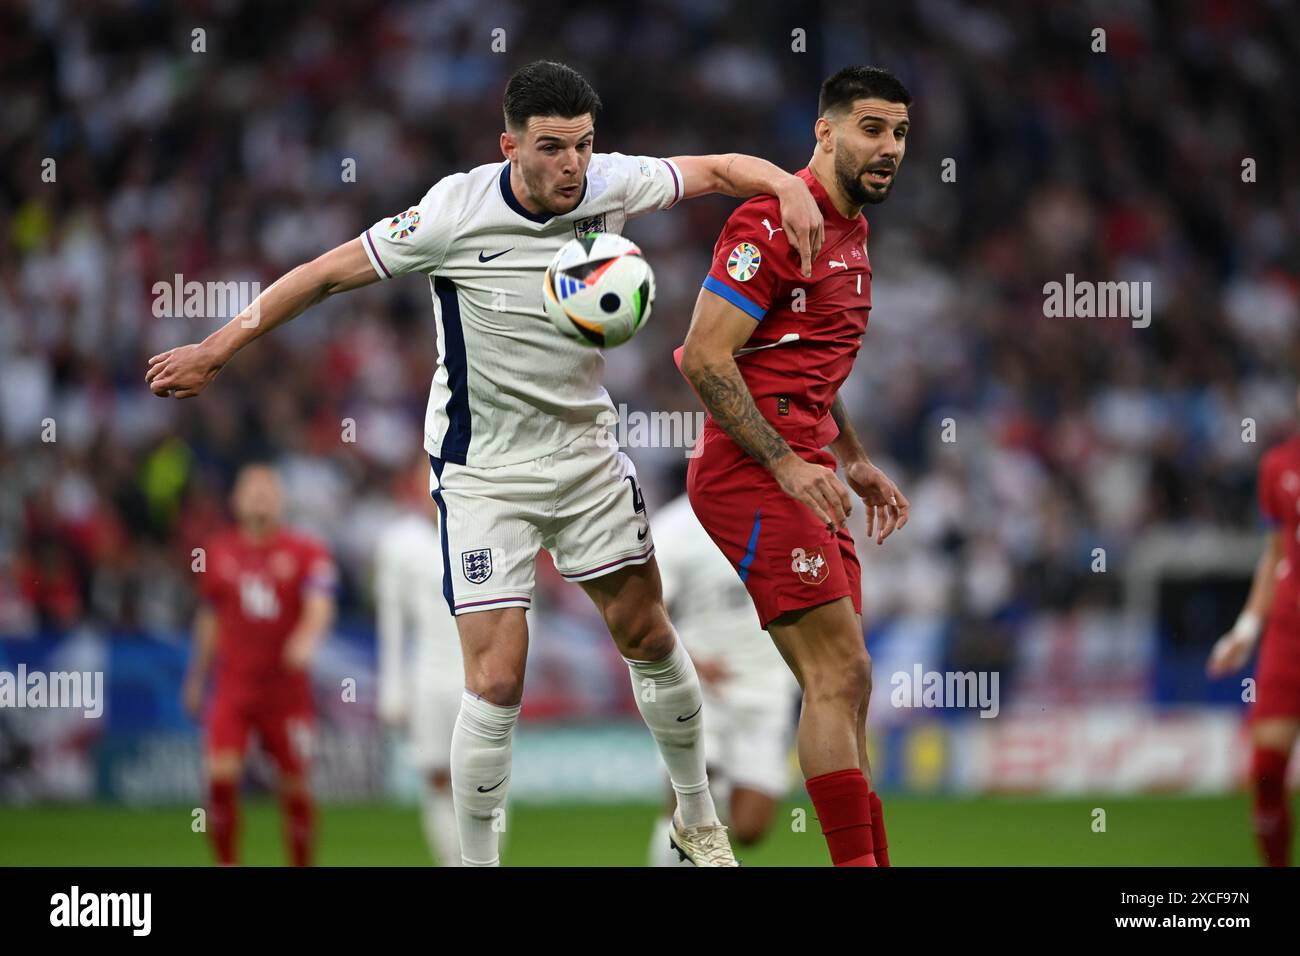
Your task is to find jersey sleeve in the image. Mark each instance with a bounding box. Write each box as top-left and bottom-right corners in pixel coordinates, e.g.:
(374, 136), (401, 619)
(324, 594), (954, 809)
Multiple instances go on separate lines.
(359, 175), (463, 280)
(1258, 453), (1282, 528)
(302, 540), (339, 595)
(701, 202), (787, 321)
(596, 152), (683, 219)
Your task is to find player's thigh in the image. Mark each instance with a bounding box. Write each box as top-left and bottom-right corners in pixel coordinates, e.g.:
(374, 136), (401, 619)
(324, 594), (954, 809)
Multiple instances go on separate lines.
(767, 597), (870, 699)
(576, 558), (674, 660)
(548, 431), (654, 588)
(430, 455), (545, 616)
(455, 606), (529, 705)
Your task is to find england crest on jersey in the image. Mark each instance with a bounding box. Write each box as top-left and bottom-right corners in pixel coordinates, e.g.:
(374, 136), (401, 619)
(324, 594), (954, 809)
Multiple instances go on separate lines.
(462, 549), (493, 584)
(573, 213), (607, 238)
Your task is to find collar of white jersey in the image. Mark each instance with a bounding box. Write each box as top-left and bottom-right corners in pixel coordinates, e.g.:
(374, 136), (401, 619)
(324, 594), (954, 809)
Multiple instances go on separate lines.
(498, 161), (588, 224)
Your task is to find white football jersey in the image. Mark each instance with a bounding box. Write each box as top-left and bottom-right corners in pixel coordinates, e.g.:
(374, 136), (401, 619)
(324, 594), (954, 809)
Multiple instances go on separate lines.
(374, 511), (463, 720)
(359, 153), (684, 467)
(654, 495), (799, 706)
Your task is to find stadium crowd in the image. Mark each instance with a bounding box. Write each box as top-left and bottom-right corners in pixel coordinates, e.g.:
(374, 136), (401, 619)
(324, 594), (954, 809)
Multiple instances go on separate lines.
(1, 1), (1297, 710)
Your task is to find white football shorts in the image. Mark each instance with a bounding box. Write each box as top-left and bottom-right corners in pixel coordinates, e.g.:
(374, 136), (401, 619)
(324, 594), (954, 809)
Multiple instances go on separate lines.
(429, 424), (654, 615)
(702, 685), (798, 798)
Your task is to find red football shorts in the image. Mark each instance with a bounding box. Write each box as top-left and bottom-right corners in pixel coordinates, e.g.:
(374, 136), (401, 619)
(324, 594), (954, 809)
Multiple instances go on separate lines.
(1253, 611), (1300, 721)
(205, 677), (315, 775)
(687, 424), (862, 629)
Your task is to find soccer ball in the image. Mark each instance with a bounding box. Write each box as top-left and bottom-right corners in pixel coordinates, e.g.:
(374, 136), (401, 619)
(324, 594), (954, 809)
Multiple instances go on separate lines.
(542, 233), (655, 348)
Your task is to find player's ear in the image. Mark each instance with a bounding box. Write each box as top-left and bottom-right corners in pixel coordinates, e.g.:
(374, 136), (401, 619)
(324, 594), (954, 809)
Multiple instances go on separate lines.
(813, 116), (834, 153)
(500, 130), (518, 162)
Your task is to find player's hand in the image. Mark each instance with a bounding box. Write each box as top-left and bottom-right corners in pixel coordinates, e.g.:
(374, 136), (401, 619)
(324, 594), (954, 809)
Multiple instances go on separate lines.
(146, 342), (226, 398)
(845, 460), (909, 545)
(282, 638), (313, 672)
(693, 656), (730, 688)
(776, 175), (825, 279)
(1206, 628), (1257, 678)
(181, 677), (204, 719)
(772, 453), (852, 531)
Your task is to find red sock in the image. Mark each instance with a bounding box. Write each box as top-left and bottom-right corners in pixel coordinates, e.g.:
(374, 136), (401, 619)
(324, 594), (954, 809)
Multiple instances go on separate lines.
(208, 780), (239, 865)
(806, 768), (876, 866)
(282, 790), (316, 867)
(1252, 746), (1291, 867)
(868, 791), (890, 867)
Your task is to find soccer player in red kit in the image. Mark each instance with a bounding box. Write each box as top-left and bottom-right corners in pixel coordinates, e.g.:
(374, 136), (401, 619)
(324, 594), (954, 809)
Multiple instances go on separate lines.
(182, 463), (337, 866)
(1208, 395), (1300, 866)
(677, 66), (912, 867)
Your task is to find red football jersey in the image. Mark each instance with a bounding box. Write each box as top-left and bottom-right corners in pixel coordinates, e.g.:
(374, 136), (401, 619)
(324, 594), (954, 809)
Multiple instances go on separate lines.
(198, 527), (337, 686)
(1258, 434), (1300, 623)
(688, 166), (872, 449)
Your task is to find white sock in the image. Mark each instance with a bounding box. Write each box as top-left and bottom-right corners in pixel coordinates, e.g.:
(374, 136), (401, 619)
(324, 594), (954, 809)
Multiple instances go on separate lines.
(648, 813), (693, 867)
(625, 640), (718, 828)
(450, 691), (520, 866)
(421, 781), (461, 867)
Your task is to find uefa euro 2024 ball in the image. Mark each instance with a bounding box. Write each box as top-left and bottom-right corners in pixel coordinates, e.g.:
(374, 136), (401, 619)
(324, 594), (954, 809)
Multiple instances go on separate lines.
(542, 233), (655, 348)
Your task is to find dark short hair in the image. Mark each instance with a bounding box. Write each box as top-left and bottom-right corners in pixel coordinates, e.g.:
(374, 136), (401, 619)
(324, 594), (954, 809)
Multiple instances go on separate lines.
(818, 66), (912, 116)
(503, 60), (602, 131)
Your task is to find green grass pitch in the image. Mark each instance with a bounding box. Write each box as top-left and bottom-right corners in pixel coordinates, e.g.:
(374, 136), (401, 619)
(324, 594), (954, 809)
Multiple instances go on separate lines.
(0, 794), (1268, 866)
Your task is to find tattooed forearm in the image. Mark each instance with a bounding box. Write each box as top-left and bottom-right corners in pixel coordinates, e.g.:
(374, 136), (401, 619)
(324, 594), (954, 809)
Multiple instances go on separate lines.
(689, 360), (792, 469)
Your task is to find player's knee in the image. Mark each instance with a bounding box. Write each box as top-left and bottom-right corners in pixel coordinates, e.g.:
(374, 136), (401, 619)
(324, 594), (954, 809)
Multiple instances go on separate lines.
(732, 813), (773, 846)
(805, 649), (871, 711)
(207, 752), (243, 782)
(606, 602), (674, 660)
(464, 668), (525, 707)
(1252, 719), (1300, 753)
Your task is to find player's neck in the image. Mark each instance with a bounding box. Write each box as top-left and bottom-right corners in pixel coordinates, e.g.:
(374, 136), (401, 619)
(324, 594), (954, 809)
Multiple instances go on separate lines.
(807, 158), (862, 221)
(238, 521), (278, 545)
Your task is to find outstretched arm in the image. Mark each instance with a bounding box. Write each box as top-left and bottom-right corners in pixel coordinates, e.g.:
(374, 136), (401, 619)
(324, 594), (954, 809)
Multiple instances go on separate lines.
(672, 154), (824, 278)
(146, 237), (379, 398)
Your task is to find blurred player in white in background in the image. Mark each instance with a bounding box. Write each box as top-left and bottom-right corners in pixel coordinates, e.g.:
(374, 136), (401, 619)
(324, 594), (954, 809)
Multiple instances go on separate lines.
(375, 461), (464, 866)
(647, 493), (801, 865)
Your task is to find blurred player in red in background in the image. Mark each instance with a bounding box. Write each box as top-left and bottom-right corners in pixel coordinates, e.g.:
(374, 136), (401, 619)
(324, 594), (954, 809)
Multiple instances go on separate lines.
(1209, 391), (1300, 867)
(678, 66), (912, 867)
(182, 463), (337, 866)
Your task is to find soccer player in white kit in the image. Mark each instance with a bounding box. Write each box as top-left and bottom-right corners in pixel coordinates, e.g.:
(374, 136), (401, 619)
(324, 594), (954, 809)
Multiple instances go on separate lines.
(647, 494), (801, 866)
(375, 461), (465, 866)
(146, 60), (825, 867)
